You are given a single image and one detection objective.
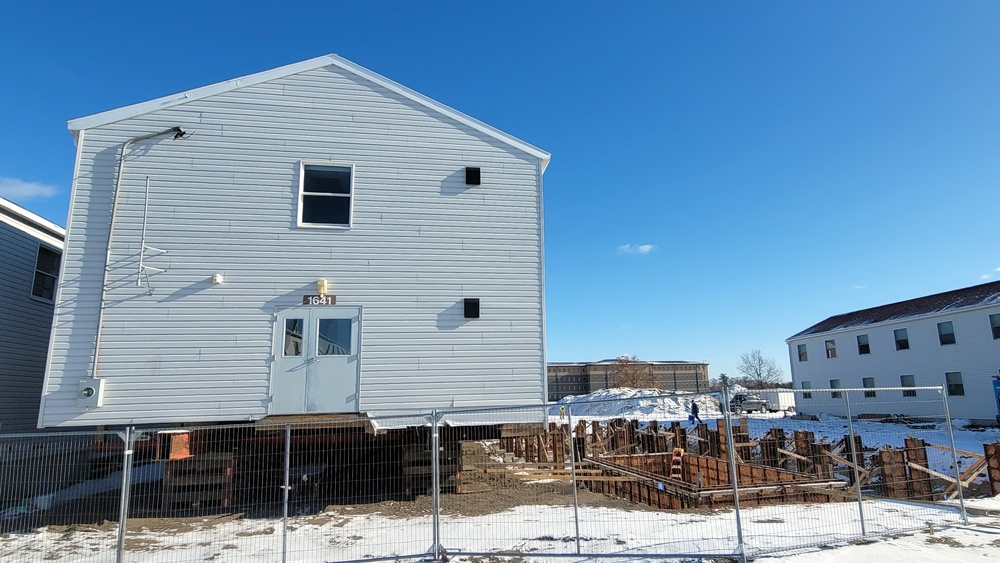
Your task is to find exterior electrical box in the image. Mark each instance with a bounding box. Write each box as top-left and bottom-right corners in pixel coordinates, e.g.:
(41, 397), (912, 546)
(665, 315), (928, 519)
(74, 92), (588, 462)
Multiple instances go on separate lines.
(78, 379), (105, 409)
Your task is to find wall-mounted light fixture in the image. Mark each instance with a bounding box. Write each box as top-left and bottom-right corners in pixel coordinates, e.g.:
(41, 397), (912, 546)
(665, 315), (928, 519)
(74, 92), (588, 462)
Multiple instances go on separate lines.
(317, 278), (329, 295)
(212, 273), (224, 285)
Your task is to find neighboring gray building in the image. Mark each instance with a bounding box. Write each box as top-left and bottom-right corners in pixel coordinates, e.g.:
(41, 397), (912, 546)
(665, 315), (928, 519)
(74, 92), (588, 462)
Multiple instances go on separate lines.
(0, 197), (64, 432)
(787, 281), (1000, 425)
(39, 54), (550, 427)
(547, 360), (709, 402)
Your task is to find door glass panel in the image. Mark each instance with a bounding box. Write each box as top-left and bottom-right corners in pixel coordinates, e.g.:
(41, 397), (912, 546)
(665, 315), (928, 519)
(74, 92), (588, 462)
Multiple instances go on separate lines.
(317, 318), (352, 356)
(283, 319), (303, 356)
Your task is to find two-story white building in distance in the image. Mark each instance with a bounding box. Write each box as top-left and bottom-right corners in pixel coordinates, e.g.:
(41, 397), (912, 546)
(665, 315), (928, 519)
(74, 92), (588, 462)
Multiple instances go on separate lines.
(787, 281), (1000, 425)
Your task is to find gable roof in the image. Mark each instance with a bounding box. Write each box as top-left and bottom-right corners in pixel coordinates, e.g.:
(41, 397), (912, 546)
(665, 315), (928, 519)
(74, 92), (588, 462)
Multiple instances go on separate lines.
(0, 196), (65, 249)
(67, 54), (550, 171)
(788, 281), (1000, 340)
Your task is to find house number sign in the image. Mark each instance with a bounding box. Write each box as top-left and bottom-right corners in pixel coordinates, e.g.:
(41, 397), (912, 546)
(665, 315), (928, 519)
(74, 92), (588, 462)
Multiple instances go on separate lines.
(302, 294), (337, 306)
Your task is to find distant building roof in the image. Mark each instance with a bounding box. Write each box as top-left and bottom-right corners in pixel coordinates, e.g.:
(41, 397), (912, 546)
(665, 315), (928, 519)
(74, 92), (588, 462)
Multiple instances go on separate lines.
(548, 360), (705, 366)
(788, 281), (1000, 340)
(0, 196), (65, 248)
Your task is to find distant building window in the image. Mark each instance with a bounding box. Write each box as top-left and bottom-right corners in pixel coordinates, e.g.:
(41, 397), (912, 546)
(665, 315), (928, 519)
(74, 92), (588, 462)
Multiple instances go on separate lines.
(990, 313), (1000, 340)
(900, 374), (916, 397)
(797, 344), (808, 362)
(863, 377), (876, 398)
(857, 334), (870, 355)
(937, 321), (956, 346)
(894, 328), (909, 350)
(32, 246), (60, 302)
(801, 380), (812, 399)
(299, 163), (353, 227)
(830, 379), (842, 399)
(825, 340), (837, 359)
(945, 372), (964, 396)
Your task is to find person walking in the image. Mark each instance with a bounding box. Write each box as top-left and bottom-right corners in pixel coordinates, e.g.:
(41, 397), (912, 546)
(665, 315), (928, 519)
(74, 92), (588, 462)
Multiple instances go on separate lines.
(688, 400), (702, 425)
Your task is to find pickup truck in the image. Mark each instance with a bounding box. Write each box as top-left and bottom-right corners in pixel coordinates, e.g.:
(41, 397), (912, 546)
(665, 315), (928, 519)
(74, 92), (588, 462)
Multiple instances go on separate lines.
(728, 393), (770, 414)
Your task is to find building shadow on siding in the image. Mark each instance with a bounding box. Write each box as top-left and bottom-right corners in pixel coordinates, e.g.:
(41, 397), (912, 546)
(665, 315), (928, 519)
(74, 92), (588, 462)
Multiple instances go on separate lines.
(436, 300), (471, 331)
(440, 169), (472, 197)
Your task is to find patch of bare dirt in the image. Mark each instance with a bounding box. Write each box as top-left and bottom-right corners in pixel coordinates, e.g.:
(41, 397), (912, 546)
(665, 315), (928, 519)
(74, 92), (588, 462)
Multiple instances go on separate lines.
(925, 535), (965, 547)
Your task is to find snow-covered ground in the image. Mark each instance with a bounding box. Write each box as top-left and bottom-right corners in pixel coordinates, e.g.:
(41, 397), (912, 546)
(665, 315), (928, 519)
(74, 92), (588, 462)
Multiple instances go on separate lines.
(2, 498), (997, 562)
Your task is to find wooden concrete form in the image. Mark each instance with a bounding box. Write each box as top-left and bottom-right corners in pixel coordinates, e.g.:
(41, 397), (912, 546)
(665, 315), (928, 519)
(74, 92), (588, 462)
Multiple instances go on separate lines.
(161, 452), (234, 513)
(985, 441), (1000, 497)
(590, 452), (847, 509)
(905, 437), (934, 500)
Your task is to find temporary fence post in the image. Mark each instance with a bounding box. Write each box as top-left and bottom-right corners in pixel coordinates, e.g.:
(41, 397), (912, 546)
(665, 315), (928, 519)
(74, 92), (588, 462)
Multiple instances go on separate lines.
(566, 405), (582, 555)
(843, 392), (867, 536)
(722, 387), (747, 563)
(282, 423), (291, 563)
(940, 385), (968, 525)
(115, 426), (136, 563)
(431, 410), (442, 560)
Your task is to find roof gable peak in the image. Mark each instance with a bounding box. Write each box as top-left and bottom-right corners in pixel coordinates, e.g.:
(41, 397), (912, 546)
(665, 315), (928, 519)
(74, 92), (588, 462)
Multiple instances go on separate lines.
(67, 54), (550, 170)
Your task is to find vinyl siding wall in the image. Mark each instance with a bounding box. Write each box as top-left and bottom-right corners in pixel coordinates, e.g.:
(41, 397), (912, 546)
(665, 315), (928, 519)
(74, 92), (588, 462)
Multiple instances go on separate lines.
(787, 304), (1000, 423)
(0, 222), (58, 432)
(41, 65), (545, 427)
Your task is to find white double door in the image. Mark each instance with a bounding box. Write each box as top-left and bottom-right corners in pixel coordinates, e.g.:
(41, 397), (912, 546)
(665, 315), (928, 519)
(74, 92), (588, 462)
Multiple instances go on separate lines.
(270, 306), (361, 415)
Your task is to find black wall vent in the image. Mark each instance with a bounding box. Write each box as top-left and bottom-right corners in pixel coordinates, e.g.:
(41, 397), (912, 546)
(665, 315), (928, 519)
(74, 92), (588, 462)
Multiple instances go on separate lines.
(465, 167), (481, 185)
(464, 298), (481, 319)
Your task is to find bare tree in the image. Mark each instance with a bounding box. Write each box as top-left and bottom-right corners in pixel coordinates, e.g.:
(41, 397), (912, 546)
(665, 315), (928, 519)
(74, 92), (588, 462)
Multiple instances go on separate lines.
(735, 349), (783, 388)
(610, 354), (658, 388)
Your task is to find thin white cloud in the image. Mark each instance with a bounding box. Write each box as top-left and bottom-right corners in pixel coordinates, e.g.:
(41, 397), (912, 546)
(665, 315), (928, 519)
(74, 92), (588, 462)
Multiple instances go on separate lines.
(853, 285), (866, 290)
(617, 244), (656, 255)
(0, 177), (59, 200)
(980, 274), (992, 280)
(995, 266), (1000, 272)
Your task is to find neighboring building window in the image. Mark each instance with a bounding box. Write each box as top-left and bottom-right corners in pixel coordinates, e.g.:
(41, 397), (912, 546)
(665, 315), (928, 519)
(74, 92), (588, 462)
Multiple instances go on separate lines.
(857, 334), (870, 355)
(797, 344), (808, 362)
(900, 374), (916, 397)
(863, 377), (876, 398)
(32, 246), (61, 301)
(990, 313), (1000, 340)
(945, 372), (964, 396)
(825, 340), (837, 359)
(894, 328), (909, 350)
(801, 380), (812, 399)
(830, 379), (842, 399)
(299, 163), (353, 227)
(937, 321), (956, 345)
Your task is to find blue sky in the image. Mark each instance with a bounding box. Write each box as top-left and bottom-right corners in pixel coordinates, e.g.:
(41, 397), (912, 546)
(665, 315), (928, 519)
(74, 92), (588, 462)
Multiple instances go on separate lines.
(2, 2), (999, 382)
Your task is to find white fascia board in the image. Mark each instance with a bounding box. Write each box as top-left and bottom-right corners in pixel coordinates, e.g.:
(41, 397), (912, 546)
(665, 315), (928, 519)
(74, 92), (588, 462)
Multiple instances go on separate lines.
(67, 54), (551, 171)
(0, 196), (65, 248)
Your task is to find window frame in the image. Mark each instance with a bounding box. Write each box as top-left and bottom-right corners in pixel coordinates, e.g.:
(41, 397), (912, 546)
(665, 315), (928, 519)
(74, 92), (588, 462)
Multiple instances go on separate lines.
(31, 243), (61, 303)
(830, 378), (842, 399)
(989, 313), (1000, 340)
(894, 328), (909, 351)
(900, 374), (916, 397)
(801, 380), (812, 399)
(862, 377), (876, 398)
(797, 343), (808, 362)
(937, 321), (956, 346)
(297, 161), (355, 229)
(825, 339), (837, 359)
(945, 371), (965, 397)
(856, 334), (870, 355)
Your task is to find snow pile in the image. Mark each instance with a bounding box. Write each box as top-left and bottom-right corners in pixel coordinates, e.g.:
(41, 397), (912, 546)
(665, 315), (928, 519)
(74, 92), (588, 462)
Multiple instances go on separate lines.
(550, 387), (722, 422)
